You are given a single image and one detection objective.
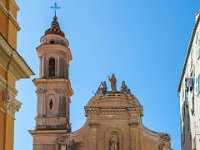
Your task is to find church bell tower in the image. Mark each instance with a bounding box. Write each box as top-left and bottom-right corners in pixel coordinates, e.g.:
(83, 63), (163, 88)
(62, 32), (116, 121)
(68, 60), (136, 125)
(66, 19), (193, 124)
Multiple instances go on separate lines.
(30, 13), (73, 149)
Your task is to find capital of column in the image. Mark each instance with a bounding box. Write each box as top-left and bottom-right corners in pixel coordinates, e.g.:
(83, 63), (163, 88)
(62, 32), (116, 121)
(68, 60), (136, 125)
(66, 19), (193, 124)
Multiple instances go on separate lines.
(3, 91), (22, 118)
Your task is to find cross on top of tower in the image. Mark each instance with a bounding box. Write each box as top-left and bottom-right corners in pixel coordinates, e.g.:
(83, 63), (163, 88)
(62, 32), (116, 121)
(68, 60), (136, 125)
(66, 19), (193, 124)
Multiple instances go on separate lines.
(50, 3), (61, 17)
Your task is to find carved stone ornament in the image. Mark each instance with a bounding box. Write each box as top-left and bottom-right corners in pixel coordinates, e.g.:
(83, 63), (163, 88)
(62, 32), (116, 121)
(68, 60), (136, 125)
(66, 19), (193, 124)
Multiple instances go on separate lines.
(58, 135), (68, 150)
(110, 134), (118, 150)
(58, 135), (83, 150)
(89, 120), (99, 127)
(36, 88), (46, 94)
(129, 119), (139, 127)
(3, 91), (21, 117)
(55, 88), (66, 94)
(96, 81), (107, 95)
(120, 81), (131, 94)
(159, 133), (170, 142)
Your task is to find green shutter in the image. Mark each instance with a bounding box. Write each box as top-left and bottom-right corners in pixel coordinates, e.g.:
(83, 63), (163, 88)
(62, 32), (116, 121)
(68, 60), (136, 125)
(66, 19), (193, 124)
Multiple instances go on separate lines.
(197, 75), (200, 94)
(196, 77), (198, 94)
(198, 39), (200, 46)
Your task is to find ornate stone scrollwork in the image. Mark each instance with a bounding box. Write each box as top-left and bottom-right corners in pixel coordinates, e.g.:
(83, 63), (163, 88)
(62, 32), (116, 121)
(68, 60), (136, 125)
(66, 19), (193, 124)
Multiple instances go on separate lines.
(58, 135), (83, 150)
(3, 91), (21, 117)
(58, 135), (69, 150)
(36, 88), (46, 94)
(129, 119), (139, 127)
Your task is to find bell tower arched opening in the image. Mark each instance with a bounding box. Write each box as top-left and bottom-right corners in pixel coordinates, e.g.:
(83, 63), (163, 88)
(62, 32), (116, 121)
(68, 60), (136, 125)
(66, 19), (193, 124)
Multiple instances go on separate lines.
(49, 58), (55, 77)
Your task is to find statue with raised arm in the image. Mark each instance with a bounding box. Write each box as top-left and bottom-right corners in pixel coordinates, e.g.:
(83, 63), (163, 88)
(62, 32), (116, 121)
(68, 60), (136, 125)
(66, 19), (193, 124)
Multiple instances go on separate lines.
(96, 81), (107, 95)
(108, 74), (117, 91)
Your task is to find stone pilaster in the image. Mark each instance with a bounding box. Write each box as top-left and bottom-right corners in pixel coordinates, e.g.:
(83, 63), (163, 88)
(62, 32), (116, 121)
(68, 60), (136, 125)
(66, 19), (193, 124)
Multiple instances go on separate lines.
(89, 121), (98, 150)
(129, 119), (140, 150)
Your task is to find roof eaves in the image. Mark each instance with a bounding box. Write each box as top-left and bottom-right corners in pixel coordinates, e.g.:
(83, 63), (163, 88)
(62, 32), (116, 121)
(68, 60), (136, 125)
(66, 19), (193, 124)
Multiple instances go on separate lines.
(178, 14), (200, 92)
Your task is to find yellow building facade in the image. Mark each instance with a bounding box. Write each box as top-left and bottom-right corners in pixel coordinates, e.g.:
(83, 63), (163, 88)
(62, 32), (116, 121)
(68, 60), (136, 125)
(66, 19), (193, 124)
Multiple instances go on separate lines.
(0, 0), (34, 150)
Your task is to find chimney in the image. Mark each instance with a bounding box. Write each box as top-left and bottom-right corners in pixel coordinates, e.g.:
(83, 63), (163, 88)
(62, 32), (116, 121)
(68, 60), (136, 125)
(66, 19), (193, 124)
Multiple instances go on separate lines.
(195, 10), (200, 22)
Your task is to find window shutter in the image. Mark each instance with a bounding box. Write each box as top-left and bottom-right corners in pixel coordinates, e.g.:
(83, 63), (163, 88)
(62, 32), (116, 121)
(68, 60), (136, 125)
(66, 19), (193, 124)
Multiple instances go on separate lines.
(197, 75), (200, 94)
(196, 77), (198, 94)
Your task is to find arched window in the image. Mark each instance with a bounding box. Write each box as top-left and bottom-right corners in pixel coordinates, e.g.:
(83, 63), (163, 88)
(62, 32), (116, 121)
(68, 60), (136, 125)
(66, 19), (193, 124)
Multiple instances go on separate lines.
(49, 58), (55, 77)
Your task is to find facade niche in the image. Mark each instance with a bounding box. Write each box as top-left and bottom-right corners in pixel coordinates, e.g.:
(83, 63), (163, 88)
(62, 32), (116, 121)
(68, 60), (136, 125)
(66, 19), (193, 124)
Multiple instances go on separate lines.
(49, 58), (56, 77)
(46, 94), (56, 116)
(49, 99), (53, 110)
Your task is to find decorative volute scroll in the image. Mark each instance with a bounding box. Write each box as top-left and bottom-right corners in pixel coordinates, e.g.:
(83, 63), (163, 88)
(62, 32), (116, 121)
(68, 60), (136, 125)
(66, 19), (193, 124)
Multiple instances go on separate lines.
(58, 135), (83, 150)
(3, 91), (21, 118)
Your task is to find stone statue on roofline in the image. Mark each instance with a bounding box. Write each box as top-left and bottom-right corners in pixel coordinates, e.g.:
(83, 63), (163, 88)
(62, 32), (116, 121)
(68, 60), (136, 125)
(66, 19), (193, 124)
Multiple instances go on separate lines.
(96, 81), (107, 95)
(108, 74), (117, 91)
(120, 81), (131, 94)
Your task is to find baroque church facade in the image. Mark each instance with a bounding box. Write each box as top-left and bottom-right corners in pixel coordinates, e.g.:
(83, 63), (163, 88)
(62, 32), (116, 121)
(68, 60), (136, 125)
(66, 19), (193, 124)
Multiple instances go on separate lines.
(29, 15), (171, 150)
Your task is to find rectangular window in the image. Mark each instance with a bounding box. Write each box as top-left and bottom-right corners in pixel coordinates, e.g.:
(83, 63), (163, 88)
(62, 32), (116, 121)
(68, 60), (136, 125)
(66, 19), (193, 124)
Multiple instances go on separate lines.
(185, 92), (189, 108)
(196, 77), (198, 94)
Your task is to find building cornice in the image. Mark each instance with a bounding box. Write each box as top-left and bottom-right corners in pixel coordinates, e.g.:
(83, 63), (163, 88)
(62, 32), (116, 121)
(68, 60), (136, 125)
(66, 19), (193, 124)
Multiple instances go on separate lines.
(0, 74), (18, 95)
(0, 74), (7, 91)
(29, 130), (67, 136)
(141, 124), (170, 143)
(37, 44), (72, 61)
(0, 1), (20, 31)
(11, 0), (20, 11)
(0, 34), (34, 79)
(33, 78), (73, 96)
(178, 14), (200, 92)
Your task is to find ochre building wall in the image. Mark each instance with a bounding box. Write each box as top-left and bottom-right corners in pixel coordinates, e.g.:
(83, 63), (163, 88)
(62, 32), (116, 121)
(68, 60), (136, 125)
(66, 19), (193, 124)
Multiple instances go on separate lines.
(0, 0), (33, 150)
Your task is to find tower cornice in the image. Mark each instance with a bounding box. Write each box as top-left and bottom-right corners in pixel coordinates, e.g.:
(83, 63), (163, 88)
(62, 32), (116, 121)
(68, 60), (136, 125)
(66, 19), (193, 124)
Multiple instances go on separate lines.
(33, 78), (73, 97)
(36, 44), (72, 61)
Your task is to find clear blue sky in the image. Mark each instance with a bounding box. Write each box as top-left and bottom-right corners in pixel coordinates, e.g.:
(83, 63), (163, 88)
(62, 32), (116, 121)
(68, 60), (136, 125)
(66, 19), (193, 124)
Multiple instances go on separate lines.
(14, 1), (200, 150)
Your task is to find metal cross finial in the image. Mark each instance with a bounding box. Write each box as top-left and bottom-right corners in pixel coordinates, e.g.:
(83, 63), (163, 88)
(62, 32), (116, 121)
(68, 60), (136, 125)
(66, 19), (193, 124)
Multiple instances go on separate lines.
(50, 3), (61, 17)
